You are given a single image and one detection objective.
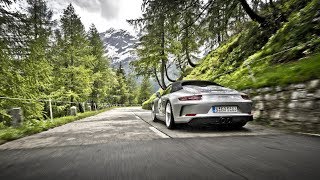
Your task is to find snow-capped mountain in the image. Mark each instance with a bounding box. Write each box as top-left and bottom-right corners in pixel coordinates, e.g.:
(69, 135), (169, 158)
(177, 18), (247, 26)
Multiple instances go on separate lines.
(99, 28), (138, 73)
(100, 28), (161, 92)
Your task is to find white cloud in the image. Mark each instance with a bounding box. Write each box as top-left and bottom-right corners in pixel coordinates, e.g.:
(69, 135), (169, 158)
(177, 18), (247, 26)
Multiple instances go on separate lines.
(47, 0), (142, 33)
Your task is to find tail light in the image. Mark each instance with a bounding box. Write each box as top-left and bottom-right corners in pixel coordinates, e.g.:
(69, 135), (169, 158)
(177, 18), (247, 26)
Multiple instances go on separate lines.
(241, 95), (250, 100)
(178, 95), (202, 101)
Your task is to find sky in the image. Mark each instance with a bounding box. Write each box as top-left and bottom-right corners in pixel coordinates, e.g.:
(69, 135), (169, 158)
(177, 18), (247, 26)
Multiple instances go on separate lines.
(46, 0), (143, 34)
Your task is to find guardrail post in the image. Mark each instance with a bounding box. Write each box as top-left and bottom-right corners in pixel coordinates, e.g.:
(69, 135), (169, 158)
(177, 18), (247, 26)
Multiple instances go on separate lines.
(82, 102), (85, 112)
(70, 106), (77, 116)
(9, 107), (23, 126)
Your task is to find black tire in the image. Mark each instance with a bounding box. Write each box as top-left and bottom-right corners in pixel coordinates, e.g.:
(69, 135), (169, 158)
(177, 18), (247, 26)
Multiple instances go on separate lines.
(233, 121), (247, 129)
(165, 102), (175, 129)
(151, 104), (158, 122)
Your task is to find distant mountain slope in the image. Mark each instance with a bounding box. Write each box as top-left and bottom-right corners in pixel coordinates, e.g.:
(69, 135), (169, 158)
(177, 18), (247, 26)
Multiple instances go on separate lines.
(99, 28), (138, 73)
(99, 28), (161, 91)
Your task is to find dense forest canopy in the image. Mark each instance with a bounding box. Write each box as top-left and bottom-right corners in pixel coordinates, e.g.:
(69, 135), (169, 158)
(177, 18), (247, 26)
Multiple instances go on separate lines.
(0, 0), (152, 124)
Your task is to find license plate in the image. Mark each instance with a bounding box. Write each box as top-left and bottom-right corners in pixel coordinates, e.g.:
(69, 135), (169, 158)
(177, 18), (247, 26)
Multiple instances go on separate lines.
(212, 106), (238, 113)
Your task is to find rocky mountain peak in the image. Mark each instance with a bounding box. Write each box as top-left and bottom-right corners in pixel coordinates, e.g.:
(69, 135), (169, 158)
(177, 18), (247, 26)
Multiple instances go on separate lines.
(99, 28), (138, 73)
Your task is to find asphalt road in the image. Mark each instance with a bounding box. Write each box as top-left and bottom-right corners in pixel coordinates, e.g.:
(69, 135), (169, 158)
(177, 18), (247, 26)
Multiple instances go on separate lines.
(0, 107), (319, 180)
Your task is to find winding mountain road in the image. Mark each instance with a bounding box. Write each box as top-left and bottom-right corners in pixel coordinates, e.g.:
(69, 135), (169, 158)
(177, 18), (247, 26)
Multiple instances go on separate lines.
(0, 107), (319, 179)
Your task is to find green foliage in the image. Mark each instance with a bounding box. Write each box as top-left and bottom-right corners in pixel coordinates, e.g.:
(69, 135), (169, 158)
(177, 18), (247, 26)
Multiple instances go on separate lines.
(137, 76), (153, 104)
(126, 74), (139, 105)
(0, 0), (54, 121)
(141, 88), (164, 110)
(185, 0), (320, 90)
(228, 54), (320, 89)
(114, 74), (129, 105)
(87, 24), (117, 105)
(186, 21), (271, 81)
(260, 0), (319, 63)
(51, 4), (93, 103)
(129, 0), (298, 89)
(142, 93), (157, 110)
(0, 2), (124, 125)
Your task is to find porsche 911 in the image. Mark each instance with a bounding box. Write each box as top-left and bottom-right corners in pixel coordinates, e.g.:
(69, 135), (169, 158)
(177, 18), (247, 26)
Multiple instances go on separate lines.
(151, 80), (253, 129)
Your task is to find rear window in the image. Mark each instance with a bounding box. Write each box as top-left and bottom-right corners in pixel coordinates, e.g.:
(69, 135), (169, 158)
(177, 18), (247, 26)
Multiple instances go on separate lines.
(181, 81), (220, 87)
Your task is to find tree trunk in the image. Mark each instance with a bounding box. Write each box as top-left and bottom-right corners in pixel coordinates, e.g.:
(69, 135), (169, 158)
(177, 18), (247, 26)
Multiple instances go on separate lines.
(153, 68), (165, 90)
(160, 18), (167, 89)
(238, 0), (267, 25)
(160, 59), (167, 89)
(165, 63), (176, 82)
(185, 17), (197, 67)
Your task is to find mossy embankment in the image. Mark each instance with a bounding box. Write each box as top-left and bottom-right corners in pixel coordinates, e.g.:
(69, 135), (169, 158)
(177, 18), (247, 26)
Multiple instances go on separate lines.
(186, 0), (320, 89)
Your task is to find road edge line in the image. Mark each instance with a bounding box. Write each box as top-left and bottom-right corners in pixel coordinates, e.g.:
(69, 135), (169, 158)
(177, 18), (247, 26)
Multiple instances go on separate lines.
(133, 113), (172, 139)
(149, 127), (170, 138)
(296, 132), (320, 137)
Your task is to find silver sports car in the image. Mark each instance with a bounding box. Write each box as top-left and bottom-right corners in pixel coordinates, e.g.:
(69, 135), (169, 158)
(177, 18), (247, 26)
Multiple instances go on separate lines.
(151, 80), (253, 129)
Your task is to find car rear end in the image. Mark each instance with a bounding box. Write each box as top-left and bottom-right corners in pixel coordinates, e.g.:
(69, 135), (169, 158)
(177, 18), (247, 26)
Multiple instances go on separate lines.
(171, 85), (253, 126)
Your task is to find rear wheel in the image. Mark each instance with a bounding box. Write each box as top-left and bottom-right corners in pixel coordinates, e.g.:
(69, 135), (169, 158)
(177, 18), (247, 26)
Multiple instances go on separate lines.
(151, 104), (158, 122)
(165, 102), (175, 129)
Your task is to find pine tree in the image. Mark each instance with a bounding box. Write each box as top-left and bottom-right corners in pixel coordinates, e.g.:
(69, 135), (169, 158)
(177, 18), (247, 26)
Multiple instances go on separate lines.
(116, 64), (129, 104)
(87, 24), (115, 106)
(126, 74), (139, 105)
(128, 0), (174, 89)
(137, 76), (152, 104)
(21, 0), (54, 119)
(0, 0), (20, 123)
(52, 4), (92, 104)
(0, 0), (54, 121)
(0, 47), (23, 124)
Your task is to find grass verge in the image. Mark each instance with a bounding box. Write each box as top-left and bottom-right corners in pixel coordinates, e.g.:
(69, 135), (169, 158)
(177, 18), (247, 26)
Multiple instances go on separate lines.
(0, 107), (115, 144)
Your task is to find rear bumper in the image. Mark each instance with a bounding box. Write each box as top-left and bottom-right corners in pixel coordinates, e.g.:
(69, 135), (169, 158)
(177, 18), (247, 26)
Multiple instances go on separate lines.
(175, 114), (253, 124)
(187, 116), (253, 126)
(172, 100), (252, 118)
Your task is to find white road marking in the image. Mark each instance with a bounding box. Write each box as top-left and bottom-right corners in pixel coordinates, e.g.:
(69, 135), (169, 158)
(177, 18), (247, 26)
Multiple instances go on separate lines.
(297, 132), (320, 137)
(149, 127), (170, 138)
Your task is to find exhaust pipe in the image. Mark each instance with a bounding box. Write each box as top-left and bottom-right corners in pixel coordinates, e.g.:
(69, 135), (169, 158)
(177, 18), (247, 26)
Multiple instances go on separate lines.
(220, 117), (226, 124)
(220, 117), (232, 124)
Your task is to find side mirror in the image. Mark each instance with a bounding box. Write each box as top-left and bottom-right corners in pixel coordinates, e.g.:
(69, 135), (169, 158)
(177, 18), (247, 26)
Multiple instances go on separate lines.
(156, 92), (161, 98)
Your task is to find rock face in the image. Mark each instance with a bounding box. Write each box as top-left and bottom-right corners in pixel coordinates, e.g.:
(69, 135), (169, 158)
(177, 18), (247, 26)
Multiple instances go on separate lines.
(243, 79), (320, 133)
(99, 28), (138, 74)
(99, 28), (161, 91)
